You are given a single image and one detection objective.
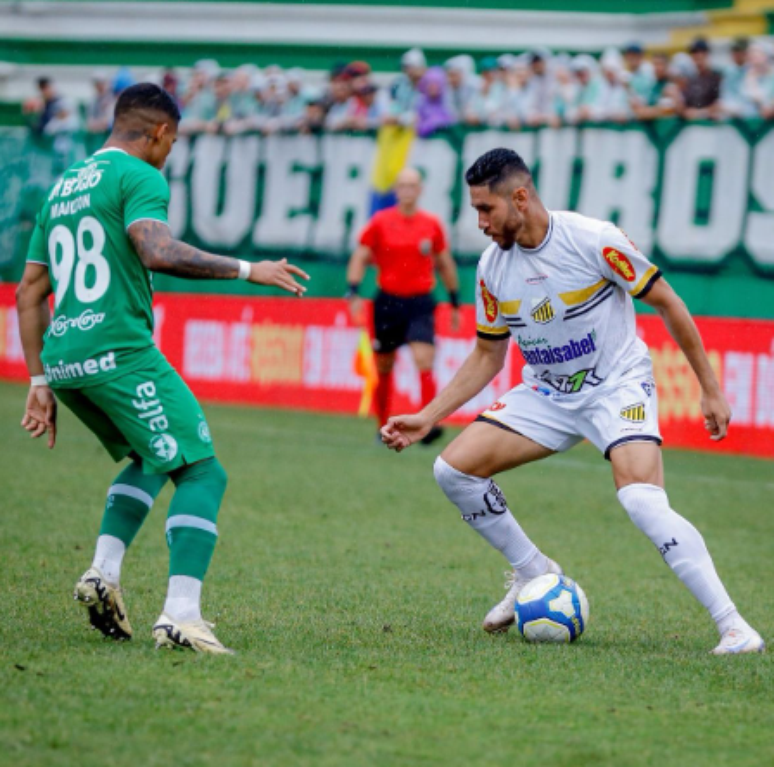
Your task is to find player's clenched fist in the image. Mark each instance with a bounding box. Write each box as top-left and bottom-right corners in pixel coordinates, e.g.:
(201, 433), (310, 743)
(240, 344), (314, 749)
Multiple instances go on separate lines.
(249, 258), (310, 296)
(381, 414), (433, 452)
(701, 390), (732, 441)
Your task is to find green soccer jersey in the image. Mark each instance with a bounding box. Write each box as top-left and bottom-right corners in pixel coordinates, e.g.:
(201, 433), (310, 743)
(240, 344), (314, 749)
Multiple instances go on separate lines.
(26, 148), (169, 388)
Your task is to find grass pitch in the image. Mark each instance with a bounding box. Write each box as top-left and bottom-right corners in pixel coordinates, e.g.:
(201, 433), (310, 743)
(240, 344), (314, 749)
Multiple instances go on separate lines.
(0, 381), (772, 767)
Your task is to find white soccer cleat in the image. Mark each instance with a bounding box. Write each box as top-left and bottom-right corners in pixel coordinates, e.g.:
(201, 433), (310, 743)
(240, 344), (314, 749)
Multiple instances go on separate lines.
(73, 566), (133, 640)
(711, 626), (765, 656)
(152, 612), (234, 655)
(483, 558), (563, 634)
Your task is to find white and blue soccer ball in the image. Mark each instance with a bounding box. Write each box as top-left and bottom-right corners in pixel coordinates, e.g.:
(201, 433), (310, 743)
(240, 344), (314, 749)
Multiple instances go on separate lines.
(515, 573), (589, 643)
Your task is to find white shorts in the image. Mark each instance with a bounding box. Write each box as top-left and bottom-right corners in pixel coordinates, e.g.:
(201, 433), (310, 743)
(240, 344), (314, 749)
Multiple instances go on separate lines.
(478, 375), (662, 460)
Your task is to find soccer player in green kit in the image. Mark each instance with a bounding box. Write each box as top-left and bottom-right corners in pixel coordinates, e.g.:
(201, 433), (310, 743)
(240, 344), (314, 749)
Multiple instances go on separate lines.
(16, 83), (309, 654)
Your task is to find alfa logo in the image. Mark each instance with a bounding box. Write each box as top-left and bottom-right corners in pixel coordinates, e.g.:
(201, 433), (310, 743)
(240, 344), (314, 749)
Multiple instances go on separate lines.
(602, 247), (636, 282)
(479, 280), (498, 323)
(620, 403), (646, 422)
(530, 298), (555, 324)
(149, 434), (178, 462)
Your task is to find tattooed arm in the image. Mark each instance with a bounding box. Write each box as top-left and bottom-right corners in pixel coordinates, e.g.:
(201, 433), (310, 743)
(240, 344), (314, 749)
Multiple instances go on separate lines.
(128, 219), (309, 295)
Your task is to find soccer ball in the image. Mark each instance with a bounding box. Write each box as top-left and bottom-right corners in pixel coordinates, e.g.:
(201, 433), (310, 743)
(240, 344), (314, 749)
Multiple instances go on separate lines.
(515, 573), (589, 643)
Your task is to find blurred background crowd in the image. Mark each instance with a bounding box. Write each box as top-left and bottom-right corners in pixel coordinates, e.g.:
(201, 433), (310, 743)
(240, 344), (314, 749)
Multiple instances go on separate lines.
(22, 36), (774, 140)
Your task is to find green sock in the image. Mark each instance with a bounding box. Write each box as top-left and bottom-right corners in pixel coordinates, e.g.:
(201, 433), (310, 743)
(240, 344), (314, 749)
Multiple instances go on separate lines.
(100, 459), (168, 546)
(166, 458), (228, 581)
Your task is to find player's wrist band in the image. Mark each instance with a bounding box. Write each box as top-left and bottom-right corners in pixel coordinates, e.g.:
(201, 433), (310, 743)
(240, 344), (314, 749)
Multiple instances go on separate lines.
(346, 282), (361, 298)
(448, 290), (460, 309)
(30, 375), (48, 387)
(236, 260), (251, 281)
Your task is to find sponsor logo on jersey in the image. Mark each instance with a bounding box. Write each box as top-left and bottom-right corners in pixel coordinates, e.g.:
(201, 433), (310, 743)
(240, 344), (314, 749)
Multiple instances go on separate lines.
(488, 401), (506, 411)
(526, 274), (548, 284)
(44, 351), (116, 383)
(198, 420), (212, 443)
(516, 335), (549, 348)
(51, 164), (105, 200)
(520, 331), (597, 367)
(536, 366), (604, 394)
(479, 280), (498, 323)
(419, 238), (432, 255)
(149, 434), (178, 463)
(620, 403), (646, 422)
(641, 380), (655, 398)
(132, 381), (171, 433)
(49, 308), (105, 338)
(602, 247), (636, 282)
(530, 297), (556, 324)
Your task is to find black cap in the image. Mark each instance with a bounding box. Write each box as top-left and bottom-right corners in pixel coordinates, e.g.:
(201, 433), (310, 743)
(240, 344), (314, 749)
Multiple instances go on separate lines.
(731, 37), (749, 53)
(623, 42), (644, 55)
(689, 38), (710, 54)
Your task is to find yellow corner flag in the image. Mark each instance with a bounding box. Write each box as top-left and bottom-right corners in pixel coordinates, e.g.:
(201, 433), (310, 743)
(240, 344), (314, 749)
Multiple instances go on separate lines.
(353, 328), (378, 417)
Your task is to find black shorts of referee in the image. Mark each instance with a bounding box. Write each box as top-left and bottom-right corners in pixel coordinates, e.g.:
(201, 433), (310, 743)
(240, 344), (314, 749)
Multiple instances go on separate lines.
(373, 290), (436, 354)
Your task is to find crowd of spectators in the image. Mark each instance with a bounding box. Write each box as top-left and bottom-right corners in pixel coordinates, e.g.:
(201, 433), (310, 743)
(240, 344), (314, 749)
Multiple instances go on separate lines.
(23, 37), (774, 140)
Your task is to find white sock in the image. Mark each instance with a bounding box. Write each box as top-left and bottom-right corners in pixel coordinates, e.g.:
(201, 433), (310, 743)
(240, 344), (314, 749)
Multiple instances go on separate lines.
(91, 535), (126, 586)
(163, 575), (203, 622)
(617, 483), (748, 636)
(434, 457), (549, 575)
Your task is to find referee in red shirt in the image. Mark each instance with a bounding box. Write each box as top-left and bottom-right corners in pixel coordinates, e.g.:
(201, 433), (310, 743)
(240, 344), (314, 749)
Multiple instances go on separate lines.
(346, 167), (460, 444)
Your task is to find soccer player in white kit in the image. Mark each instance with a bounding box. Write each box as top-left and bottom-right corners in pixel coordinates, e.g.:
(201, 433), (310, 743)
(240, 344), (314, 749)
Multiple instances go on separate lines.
(381, 148), (764, 655)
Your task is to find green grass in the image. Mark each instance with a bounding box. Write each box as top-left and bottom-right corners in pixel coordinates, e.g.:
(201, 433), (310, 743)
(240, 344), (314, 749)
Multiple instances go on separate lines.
(0, 380), (772, 767)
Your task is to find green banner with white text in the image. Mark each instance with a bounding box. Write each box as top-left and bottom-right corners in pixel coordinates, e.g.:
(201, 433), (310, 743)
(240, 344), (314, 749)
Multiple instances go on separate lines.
(2, 121), (774, 317)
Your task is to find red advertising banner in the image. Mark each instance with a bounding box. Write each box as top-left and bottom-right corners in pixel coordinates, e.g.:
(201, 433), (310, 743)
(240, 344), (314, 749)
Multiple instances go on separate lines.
(1, 286), (772, 458)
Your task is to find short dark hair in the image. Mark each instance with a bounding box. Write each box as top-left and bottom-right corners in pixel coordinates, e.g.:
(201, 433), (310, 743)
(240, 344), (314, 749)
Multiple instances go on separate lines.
(37, 77), (51, 90)
(465, 148), (532, 191)
(689, 37), (710, 54)
(114, 82), (180, 125)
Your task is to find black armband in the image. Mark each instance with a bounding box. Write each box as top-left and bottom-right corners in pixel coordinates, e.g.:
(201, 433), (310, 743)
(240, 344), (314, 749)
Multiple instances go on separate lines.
(345, 282), (361, 298)
(448, 290), (460, 309)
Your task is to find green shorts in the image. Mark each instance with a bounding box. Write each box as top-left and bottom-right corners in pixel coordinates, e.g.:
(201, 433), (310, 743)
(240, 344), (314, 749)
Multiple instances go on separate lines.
(55, 351), (215, 475)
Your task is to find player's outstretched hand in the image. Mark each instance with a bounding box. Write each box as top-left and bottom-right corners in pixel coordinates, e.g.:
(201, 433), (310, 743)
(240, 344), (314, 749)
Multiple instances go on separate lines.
(381, 414), (433, 452)
(250, 259), (310, 297)
(701, 389), (731, 441)
(21, 385), (57, 449)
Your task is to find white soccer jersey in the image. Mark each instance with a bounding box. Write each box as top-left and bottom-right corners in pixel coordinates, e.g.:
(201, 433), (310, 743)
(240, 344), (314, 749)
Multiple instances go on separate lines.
(475, 210), (662, 406)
